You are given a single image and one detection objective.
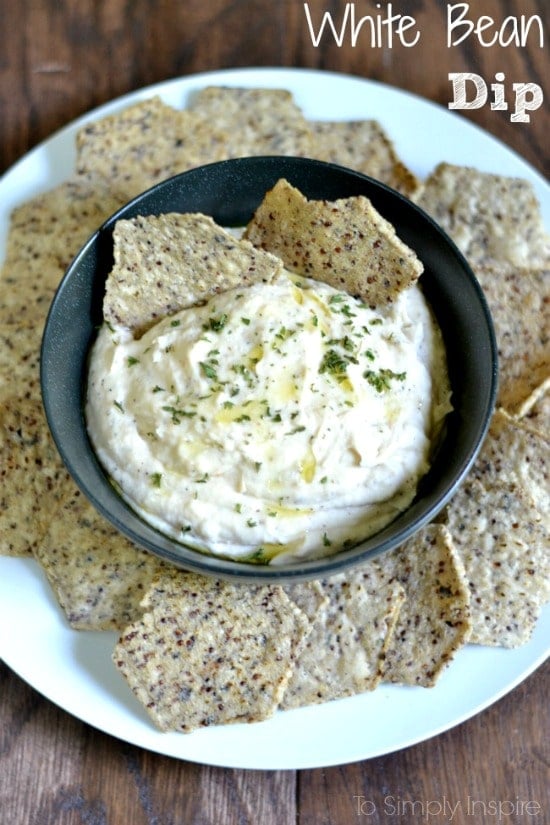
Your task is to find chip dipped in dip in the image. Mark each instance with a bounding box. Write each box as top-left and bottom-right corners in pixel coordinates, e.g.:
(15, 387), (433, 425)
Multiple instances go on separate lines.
(86, 268), (451, 564)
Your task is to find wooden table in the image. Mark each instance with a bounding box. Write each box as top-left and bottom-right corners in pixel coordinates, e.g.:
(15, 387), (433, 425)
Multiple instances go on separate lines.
(1, 2), (548, 823)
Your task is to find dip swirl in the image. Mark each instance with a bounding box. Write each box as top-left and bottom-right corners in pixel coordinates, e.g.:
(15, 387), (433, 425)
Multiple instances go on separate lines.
(86, 271), (451, 563)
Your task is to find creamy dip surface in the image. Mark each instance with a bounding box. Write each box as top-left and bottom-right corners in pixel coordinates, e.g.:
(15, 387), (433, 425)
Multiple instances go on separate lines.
(86, 271), (451, 564)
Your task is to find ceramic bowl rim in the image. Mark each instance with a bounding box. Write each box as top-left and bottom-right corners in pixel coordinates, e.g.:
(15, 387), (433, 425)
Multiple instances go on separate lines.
(40, 156), (498, 582)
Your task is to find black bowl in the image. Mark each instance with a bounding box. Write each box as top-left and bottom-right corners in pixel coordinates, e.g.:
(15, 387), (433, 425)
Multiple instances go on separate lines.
(41, 156), (498, 582)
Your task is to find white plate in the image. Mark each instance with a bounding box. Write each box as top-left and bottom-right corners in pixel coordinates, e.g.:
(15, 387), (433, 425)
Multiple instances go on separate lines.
(0, 67), (548, 770)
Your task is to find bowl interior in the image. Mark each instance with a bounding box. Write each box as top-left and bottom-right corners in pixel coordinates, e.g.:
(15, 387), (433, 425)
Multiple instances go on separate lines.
(41, 156), (497, 582)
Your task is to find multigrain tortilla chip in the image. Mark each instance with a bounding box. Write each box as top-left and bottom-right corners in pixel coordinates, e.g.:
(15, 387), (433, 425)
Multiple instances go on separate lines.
(282, 580), (328, 623)
(310, 120), (419, 197)
(143, 577), (324, 639)
(0, 258), (56, 326)
(3, 176), (124, 271)
(0, 398), (71, 557)
(0, 322), (42, 404)
(0, 177), (124, 325)
(76, 96), (230, 201)
(366, 524), (472, 686)
(281, 569), (404, 709)
(188, 86), (314, 158)
(103, 212), (283, 334)
(520, 379), (550, 437)
(474, 265), (549, 415)
(413, 163), (550, 267)
(244, 179), (423, 306)
(33, 487), (166, 630)
(444, 478), (549, 647)
(113, 570), (310, 732)
(472, 409), (549, 529)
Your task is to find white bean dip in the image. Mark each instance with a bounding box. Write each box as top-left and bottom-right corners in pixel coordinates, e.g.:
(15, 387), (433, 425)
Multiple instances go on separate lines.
(86, 270), (451, 564)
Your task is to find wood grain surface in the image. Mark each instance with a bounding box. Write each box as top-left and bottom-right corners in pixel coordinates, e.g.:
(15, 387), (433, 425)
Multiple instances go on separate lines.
(0, 2), (548, 823)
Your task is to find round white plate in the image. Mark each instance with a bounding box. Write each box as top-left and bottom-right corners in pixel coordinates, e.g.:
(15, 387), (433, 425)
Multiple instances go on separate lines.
(0, 67), (548, 770)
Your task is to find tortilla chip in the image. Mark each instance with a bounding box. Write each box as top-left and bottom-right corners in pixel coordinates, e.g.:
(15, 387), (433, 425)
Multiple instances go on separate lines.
(188, 86), (314, 158)
(0, 258), (57, 326)
(113, 569), (310, 731)
(281, 569), (404, 709)
(472, 409), (549, 530)
(444, 478), (549, 647)
(310, 120), (419, 196)
(0, 322), (42, 404)
(519, 379), (550, 437)
(103, 212), (283, 334)
(0, 177), (124, 325)
(0, 398), (71, 556)
(282, 580), (328, 623)
(244, 179), (423, 306)
(33, 487), (166, 630)
(367, 524), (472, 686)
(414, 163), (550, 267)
(475, 265), (549, 415)
(76, 96), (230, 201)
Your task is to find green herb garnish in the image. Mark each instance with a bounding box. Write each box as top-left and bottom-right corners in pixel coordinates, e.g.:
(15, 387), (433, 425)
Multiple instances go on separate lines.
(162, 405), (197, 424)
(200, 361), (218, 381)
(363, 368), (407, 393)
(204, 313), (228, 332)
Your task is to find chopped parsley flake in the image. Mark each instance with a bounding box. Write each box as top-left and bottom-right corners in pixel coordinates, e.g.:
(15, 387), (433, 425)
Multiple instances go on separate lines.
(231, 363), (255, 388)
(339, 304), (356, 318)
(327, 335), (355, 353)
(200, 361), (218, 381)
(247, 548), (267, 563)
(162, 405), (197, 424)
(319, 348), (357, 381)
(204, 313), (228, 332)
(363, 368), (407, 392)
(275, 326), (292, 340)
(327, 294), (356, 318)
